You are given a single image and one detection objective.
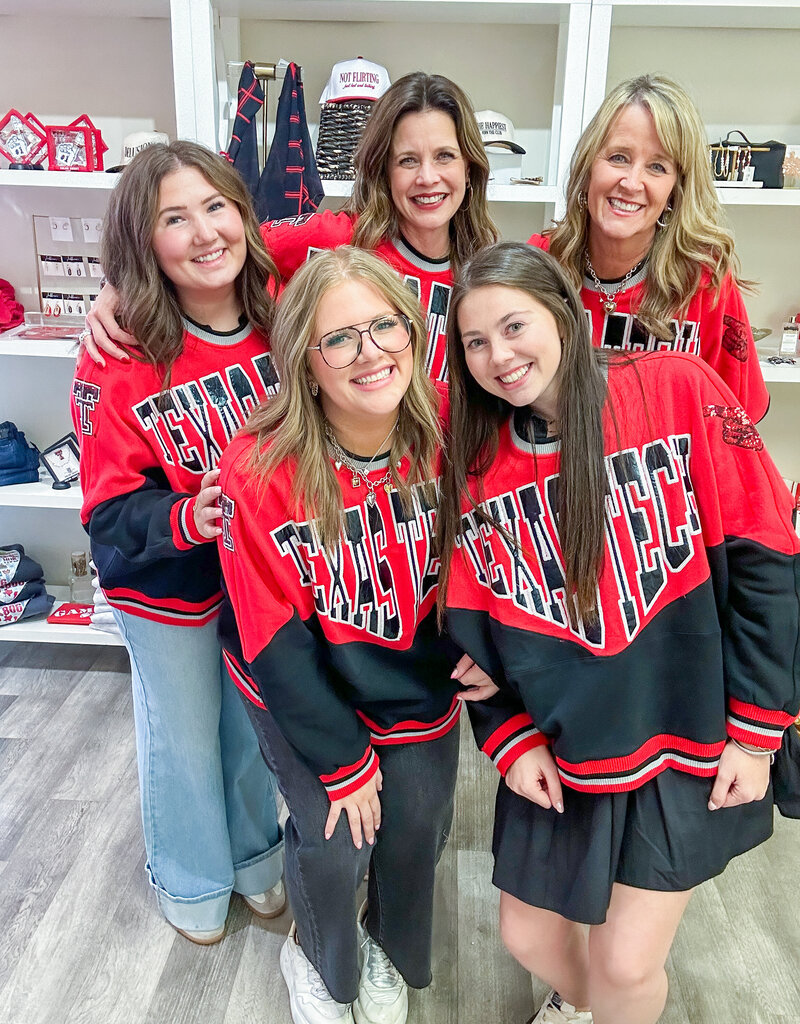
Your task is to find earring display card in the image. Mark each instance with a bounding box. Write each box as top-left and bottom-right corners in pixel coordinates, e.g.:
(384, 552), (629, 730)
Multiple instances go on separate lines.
(33, 215), (102, 318)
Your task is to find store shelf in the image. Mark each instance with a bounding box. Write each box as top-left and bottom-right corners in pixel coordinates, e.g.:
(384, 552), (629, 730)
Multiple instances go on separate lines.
(0, 170), (118, 190)
(716, 187), (800, 206)
(214, 1), (587, 24)
(0, 335), (79, 359)
(0, 587), (123, 646)
(760, 360), (800, 384)
(605, 0), (800, 30)
(0, 481), (83, 510)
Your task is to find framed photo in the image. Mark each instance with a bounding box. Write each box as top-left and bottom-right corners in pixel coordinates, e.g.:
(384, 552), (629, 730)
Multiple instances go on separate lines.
(0, 108), (46, 164)
(40, 432), (80, 484)
(45, 125), (92, 172)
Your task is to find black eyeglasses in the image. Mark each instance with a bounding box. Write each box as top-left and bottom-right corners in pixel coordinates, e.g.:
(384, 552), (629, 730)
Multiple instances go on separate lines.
(308, 313), (412, 369)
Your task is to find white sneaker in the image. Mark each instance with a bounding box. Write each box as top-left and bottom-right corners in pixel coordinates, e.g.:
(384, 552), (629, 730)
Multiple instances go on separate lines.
(242, 879), (287, 919)
(172, 922), (225, 945)
(353, 904), (408, 1024)
(280, 922), (355, 1024)
(529, 989), (593, 1023)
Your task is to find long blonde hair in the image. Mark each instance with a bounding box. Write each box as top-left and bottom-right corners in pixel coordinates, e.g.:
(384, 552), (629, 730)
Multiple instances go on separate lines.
(548, 74), (747, 339)
(246, 247), (442, 549)
(347, 72), (498, 271)
(101, 140), (278, 387)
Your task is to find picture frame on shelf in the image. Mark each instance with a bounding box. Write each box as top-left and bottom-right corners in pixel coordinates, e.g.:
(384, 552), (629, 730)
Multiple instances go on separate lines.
(40, 432), (80, 485)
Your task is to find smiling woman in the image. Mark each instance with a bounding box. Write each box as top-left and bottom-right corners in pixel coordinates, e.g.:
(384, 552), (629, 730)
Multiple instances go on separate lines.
(70, 141), (285, 946)
(529, 74), (769, 423)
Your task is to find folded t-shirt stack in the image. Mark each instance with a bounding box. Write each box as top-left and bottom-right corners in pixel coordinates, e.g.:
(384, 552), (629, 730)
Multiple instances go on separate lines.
(0, 545), (55, 625)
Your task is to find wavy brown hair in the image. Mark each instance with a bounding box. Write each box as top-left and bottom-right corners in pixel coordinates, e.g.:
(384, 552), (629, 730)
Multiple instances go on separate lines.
(548, 74), (748, 340)
(100, 140), (278, 388)
(437, 242), (613, 628)
(246, 247), (442, 550)
(347, 72), (499, 271)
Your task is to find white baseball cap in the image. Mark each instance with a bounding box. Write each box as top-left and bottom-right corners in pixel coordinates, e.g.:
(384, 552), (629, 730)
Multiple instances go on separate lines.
(474, 110), (526, 155)
(320, 58), (391, 104)
(106, 131), (169, 172)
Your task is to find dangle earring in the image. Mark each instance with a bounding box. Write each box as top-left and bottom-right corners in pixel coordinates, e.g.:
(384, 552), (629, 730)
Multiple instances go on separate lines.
(656, 201), (673, 229)
(308, 379), (319, 397)
(577, 190), (587, 211)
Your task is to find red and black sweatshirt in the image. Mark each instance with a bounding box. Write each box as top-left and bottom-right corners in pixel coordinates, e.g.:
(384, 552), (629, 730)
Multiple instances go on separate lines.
(71, 318), (278, 626)
(216, 406), (461, 801)
(261, 209), (453, 381)
(528, 233), (769, 423)
(446, 352), (799, 793)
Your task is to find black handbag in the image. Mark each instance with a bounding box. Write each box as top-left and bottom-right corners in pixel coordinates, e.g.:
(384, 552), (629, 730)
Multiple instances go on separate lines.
(710, 130), (786, 189)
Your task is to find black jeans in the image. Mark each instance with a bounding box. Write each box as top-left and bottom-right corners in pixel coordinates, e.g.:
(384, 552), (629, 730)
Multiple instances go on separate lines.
(242, 697), (460, 1004)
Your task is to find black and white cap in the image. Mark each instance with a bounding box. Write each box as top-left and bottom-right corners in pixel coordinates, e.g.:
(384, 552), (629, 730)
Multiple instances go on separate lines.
(474, 110), (526, 155)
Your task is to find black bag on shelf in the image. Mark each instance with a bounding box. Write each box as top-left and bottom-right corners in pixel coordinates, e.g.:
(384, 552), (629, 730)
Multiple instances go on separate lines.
(0, 421), (40, 486)
(710, 130), (787, 188)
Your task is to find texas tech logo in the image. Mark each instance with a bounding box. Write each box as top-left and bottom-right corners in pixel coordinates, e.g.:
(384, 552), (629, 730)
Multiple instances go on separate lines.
(72, 380), (102, 435)
(131, 354), (279, 474)
(458, 435), (701, 647)
(270, 481), (439, 642)
(219, 492), (236, 552)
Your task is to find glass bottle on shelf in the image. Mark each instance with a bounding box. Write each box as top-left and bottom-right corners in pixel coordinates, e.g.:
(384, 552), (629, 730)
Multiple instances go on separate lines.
(69, 551), (94, 605)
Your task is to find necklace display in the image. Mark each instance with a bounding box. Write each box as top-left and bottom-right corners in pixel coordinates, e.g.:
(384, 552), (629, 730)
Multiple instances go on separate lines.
(584, 251), (646, 315)
(325, 422), (397, 506)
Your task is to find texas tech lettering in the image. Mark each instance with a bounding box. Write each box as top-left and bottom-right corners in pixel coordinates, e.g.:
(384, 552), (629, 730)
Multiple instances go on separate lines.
(403, 276), (452, 380)
(598, 310), (700, 354)
(458, 435), (700, 645)
(270, 482), (439, 642)
(132, 355), (278, 474)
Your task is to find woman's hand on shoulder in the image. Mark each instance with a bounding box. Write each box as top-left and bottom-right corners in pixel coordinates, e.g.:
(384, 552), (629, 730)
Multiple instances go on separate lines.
(505, 746), (564, 813)
(83, 284), (136, 366)
(708, 739), (771, 810)
(325, 768), (383, 849)
(193, 469), (223, 539)
(452, 653), (499, 701)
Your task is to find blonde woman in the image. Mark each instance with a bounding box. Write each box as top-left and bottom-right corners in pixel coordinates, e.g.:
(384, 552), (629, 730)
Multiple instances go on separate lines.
(84, 72), (499, 383)
(530, 73), (768, 422)
(216, 246), (494, 1024)
(71, 141), (284, 943)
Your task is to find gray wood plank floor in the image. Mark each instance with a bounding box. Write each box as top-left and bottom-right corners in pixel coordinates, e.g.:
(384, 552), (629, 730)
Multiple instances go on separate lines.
(0, 641), (798, 1024)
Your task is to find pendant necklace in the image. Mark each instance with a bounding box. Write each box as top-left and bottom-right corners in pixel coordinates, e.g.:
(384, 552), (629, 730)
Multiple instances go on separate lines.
(325, 422), (398, 506)
(584, 251), (646, 315)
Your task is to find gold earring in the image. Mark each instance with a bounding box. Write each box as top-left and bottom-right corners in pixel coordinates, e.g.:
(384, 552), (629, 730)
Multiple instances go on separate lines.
(309, 379), (319, 397)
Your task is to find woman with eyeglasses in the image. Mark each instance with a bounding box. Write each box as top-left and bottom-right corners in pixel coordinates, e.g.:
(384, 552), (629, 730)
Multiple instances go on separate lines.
(216, 245), (496, 1024)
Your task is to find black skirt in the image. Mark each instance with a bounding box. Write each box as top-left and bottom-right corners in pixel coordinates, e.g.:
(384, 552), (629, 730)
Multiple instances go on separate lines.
(491, 768), (773, 925)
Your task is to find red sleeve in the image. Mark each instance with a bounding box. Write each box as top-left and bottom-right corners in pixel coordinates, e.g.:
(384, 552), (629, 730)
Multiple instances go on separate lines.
(216, 439), (378, 799)
(695, 275), (769, 423)
(259, 209), (356, 284)
(526, 233), (550, 252)
(659, 355), (799, 748)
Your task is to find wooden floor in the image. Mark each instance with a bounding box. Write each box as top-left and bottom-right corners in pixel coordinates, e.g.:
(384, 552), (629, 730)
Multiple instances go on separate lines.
(0, 641), (798, 1024)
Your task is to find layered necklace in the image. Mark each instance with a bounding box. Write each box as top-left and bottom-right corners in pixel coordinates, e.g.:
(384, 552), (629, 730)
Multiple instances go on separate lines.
(584, 251), (647, 315)
(325, 422), (397, 506)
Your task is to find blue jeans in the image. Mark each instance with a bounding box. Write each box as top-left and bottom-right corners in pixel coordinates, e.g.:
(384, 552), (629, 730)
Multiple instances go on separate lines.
(242, 697), (459, 1004)
(114, 609), (283, 931)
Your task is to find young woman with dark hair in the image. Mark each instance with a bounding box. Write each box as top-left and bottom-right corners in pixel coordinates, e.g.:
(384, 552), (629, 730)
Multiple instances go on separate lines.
(438, 241), (799, 1024)
(71, 141), (284, 944)
(83, 72), (499, 383)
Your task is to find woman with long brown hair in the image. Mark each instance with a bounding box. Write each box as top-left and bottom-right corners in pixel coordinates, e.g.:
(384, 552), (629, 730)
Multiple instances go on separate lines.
(438, 241), (799, 1024)
(83, 72), (499, 383)
(215, 245), (495, 1024)
(70, 141), (285, 945)
(530, 73), (768, 422)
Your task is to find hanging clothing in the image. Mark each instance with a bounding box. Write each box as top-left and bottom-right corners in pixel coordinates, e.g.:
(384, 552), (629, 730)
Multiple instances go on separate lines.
(256, 62), (323, 223)
(224, 60), (265, 201)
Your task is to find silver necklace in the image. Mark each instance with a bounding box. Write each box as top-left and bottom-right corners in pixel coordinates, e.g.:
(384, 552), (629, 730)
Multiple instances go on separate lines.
(325, 422), (397, 506)
(584, 251), (644, 315)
